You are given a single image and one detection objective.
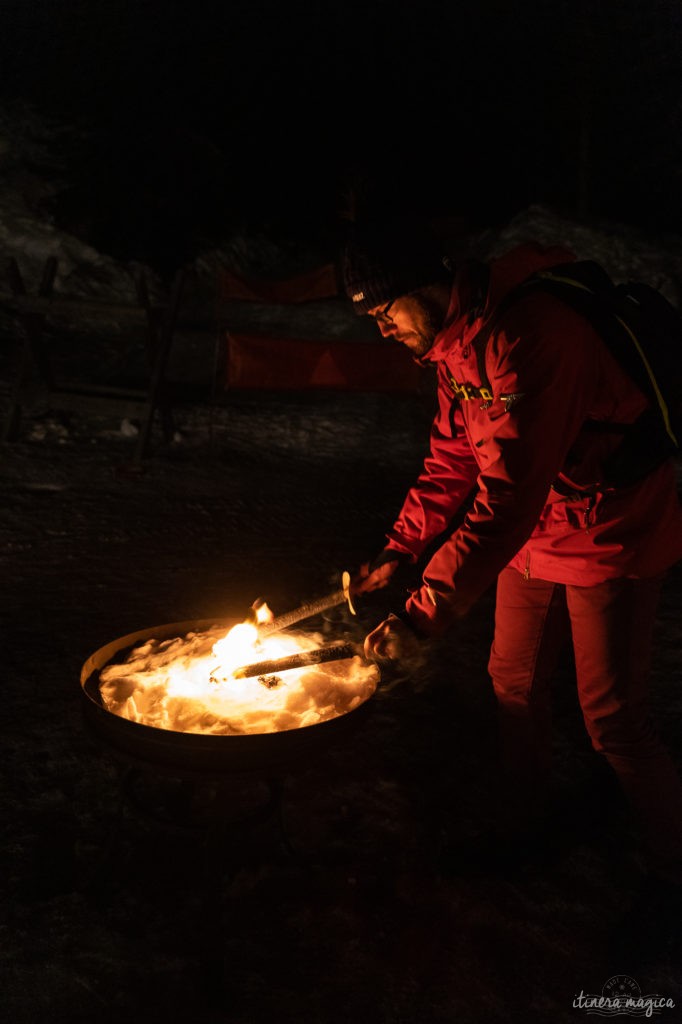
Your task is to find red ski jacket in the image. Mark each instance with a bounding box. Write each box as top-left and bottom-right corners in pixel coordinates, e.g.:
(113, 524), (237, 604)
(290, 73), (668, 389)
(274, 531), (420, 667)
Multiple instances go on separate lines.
(384, 243), (682, 637)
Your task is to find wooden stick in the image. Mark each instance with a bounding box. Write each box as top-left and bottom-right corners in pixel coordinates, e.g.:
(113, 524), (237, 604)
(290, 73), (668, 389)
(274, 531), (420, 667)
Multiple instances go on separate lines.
(232, 641), (360, 679)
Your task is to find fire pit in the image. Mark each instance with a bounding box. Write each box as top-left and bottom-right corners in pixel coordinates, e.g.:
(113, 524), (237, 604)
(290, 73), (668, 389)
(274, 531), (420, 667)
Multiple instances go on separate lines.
(80, 615), (379, 778)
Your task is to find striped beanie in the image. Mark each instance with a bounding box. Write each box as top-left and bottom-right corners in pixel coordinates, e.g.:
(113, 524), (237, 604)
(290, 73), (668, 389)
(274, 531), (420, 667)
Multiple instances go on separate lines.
(342, 217), (451, 315)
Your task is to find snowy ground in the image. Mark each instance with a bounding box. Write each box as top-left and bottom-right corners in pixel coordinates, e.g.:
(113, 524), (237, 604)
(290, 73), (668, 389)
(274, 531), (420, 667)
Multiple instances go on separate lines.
(2, 101), (682, 1024)
(1, 385), (682, 1024)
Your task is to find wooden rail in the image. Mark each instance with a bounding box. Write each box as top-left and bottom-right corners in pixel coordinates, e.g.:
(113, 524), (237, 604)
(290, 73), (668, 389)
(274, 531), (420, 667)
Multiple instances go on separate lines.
(1, 257), (185, 465)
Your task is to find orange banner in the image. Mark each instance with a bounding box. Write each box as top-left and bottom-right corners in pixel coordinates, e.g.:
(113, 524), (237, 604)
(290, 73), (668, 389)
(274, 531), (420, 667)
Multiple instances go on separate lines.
(224, 332), (423, 392)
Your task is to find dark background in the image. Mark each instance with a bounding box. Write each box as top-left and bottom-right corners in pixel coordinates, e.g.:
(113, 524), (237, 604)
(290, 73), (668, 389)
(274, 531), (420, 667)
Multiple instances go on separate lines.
(2, 0), (682, 274)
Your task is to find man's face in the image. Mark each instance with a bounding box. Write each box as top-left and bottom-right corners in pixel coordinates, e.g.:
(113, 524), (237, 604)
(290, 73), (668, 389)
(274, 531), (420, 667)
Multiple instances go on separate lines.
(367, 291), (444, 358)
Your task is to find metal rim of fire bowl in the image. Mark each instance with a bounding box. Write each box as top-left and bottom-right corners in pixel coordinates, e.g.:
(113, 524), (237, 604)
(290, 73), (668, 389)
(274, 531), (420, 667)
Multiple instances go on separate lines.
(80, 617), (380, 777)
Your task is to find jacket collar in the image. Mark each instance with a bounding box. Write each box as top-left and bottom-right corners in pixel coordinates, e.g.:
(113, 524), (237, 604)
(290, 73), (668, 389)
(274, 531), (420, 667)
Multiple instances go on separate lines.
(425, 242), (576, 363)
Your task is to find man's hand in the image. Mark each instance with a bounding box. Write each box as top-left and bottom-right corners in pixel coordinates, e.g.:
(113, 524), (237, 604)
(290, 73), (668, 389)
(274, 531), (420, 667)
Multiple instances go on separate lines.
(351, 549), (411, 596)
(364, 613), (422, 662)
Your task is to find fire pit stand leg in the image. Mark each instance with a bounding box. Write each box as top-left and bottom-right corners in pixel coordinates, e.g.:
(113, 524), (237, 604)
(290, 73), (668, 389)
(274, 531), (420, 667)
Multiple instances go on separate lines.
(267, 774), (295, 856)
(190, 773), (295, 1006)
(82, 756), (302, 1007)
(84, 762), (296, 892)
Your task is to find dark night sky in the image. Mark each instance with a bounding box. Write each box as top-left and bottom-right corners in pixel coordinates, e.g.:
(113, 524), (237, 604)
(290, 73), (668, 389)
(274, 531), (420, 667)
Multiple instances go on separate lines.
(2, 1), (682, 264)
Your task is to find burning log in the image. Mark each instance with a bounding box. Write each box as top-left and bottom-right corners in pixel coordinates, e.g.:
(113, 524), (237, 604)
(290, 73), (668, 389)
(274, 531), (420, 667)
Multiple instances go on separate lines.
(232, 641), (360, 680)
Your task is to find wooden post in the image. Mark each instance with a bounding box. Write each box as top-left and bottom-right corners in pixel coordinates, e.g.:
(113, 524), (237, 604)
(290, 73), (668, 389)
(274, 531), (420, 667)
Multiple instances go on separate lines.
(2, 256), (57, 442)
(133, 268), (185, 466)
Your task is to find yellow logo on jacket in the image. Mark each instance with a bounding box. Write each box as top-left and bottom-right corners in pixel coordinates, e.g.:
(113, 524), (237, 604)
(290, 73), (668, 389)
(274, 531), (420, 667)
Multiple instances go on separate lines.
(448, 375), (493, 403)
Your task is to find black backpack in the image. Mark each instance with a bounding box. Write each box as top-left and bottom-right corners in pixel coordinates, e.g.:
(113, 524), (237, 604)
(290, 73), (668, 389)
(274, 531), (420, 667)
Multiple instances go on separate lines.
(471, 259), (682, 488)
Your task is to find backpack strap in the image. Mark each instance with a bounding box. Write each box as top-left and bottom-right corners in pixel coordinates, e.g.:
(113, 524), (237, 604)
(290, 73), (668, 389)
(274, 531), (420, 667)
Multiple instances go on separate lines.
(469, 278), (531, 403)
(464, 259), (491, 326)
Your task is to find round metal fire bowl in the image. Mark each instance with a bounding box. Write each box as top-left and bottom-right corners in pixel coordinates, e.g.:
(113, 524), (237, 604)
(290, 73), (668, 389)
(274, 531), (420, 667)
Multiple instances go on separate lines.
(81, 618), (379, 779)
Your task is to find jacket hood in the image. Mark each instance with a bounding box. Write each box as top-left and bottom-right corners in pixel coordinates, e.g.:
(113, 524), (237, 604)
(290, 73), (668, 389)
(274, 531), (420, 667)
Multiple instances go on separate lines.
(427, 242), (575, 363)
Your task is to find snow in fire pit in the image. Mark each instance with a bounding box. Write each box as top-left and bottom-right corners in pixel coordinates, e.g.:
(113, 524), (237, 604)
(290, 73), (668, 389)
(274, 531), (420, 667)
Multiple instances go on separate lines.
(99, 623), (379, 735)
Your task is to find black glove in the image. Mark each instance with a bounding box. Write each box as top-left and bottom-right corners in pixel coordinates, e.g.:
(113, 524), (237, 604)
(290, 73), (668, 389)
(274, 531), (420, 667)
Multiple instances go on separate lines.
(351, 548), (414, 596)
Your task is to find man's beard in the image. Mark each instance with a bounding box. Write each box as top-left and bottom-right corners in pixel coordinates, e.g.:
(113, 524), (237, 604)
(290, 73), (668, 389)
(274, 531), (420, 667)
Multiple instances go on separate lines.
(395, 293), (444, 357)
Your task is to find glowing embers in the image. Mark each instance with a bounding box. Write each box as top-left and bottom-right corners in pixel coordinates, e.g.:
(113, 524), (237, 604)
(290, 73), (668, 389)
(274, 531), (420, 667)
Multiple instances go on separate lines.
(99, 613), (378, 736)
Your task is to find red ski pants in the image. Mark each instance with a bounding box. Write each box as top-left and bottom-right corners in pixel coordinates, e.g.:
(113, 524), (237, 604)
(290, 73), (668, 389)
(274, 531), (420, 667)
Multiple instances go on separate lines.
(488, 566), (682, 873)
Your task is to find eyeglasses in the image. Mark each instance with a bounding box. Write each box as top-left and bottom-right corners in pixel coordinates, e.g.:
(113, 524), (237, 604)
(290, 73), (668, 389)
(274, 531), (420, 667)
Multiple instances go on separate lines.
(370, 298), (396, 327)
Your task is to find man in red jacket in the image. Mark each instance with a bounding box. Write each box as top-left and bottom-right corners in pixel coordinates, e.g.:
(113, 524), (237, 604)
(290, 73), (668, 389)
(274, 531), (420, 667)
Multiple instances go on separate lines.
(342, 217), (682, 884)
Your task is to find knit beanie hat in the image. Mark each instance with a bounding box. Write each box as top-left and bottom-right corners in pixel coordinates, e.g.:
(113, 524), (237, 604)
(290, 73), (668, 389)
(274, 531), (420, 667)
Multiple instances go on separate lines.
(342, 217), (451, 315)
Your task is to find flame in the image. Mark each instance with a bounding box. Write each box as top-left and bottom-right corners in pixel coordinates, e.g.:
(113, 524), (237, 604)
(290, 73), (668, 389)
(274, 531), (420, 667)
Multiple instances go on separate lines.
(251, 599), (274, 625)
(209, 621), (259, 678)
(99, 610), (378, 736)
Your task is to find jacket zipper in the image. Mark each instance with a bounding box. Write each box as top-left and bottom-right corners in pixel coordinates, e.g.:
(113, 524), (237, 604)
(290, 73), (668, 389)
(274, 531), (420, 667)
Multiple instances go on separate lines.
(584, 496), (595, 533)
(523, 552), (531, 581)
